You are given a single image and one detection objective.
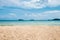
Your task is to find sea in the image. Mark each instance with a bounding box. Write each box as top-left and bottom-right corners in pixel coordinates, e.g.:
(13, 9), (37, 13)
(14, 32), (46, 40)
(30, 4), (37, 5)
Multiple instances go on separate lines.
(0, 20), (60, 26)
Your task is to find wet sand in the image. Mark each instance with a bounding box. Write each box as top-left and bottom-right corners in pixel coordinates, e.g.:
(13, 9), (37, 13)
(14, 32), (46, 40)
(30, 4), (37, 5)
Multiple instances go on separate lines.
(0, 25), (60, 40)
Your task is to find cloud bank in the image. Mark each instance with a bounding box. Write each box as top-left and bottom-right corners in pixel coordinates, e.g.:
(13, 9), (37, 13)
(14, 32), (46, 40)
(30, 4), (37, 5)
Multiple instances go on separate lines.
(0, 0), (60, 9)
(0, 0), (60, 20)
(0, 10), (60, 20)
(24, 10), (60, 20)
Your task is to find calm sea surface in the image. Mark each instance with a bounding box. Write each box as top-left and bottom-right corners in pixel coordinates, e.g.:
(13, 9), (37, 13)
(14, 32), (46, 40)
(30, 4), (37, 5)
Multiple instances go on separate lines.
(0, 20), (60, 26)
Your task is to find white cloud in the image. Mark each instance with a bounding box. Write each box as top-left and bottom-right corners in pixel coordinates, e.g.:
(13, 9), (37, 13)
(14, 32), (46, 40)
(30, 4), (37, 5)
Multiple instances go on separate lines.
(0, 0), (60, 9)
(40, 10), (60, 19)
(48, 0), (60, 7)
(0, 10), (60, 20)
(0, 0), (21, 7)
(0, 13), (17, 19)
(8, 13), (17, 17)
(24, 10), (60, 20)
(20, 0), (47, 9)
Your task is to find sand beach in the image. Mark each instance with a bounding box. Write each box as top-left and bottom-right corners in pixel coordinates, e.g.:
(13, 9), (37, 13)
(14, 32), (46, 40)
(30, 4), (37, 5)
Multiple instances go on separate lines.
(0, 25), (60, 40)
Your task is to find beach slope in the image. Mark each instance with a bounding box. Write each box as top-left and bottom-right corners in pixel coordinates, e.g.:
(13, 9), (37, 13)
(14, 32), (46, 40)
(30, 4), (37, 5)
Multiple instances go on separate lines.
(0, 26), (60, 40)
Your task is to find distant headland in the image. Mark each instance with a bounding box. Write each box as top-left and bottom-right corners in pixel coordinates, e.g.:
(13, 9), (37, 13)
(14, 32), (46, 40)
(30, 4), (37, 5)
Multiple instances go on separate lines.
(18, 19), (35, 21)
(0, 18), (60, 21)
(48, 18), (60, 21)
(52, 18), (60, 20)
(18, 18), (60, 21)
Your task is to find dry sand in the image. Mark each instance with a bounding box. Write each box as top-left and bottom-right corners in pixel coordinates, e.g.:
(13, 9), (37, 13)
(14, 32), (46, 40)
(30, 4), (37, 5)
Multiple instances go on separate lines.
(0, 25), (60, 40)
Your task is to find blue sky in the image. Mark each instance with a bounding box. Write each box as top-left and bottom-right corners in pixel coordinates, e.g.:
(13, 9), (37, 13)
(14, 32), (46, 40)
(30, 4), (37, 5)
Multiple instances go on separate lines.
(0, 0), (60, 20)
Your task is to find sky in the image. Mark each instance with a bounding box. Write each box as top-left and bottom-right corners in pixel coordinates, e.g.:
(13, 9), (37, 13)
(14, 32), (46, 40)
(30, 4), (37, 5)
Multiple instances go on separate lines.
(0, 0), (60, 20)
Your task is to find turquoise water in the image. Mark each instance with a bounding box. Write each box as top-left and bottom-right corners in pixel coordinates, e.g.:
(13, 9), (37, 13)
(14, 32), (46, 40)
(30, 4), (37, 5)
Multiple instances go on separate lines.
(0, 21), (60, 26)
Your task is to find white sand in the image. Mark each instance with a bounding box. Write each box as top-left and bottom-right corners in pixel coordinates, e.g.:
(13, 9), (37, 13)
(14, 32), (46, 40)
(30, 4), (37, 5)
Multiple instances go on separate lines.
(0, 25), (60, 40)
